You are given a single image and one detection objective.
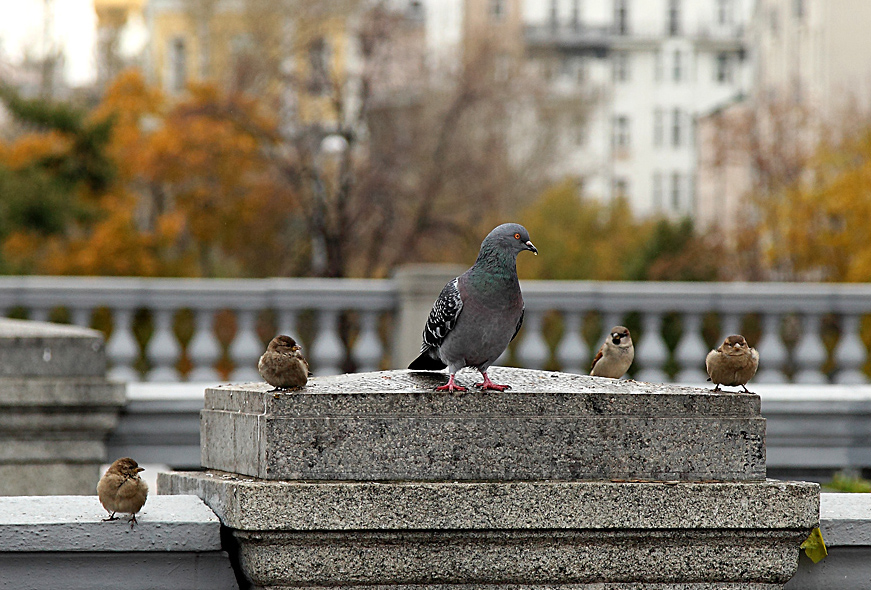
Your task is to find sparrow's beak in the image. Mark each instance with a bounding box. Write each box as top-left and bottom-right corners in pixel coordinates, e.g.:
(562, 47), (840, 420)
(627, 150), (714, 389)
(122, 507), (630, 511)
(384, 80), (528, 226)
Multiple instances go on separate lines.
(525, 240), (538, 255)
(136, 467), (145, 472)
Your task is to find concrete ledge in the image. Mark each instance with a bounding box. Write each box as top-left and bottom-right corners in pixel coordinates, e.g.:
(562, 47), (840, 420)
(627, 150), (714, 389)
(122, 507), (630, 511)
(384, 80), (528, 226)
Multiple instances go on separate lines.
(0, 495), (221, 551)
(0, 495), (238, 590)
(787, 493), (871, 589)
(201, 368), (766, 482)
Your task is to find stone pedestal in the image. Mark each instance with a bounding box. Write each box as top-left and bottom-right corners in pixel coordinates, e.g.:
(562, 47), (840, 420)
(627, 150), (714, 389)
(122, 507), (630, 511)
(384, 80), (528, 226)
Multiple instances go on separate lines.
(161, 367), (820, 589)
(0, 319), (125, 495)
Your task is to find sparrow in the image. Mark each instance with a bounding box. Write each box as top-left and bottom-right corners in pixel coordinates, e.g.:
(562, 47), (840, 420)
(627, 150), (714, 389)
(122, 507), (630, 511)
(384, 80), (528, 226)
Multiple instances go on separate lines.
(97, 457), (148, 528)
(590, 325), (634, 379)
(705, 334), (759, 393)
(258, 335), (310, 391)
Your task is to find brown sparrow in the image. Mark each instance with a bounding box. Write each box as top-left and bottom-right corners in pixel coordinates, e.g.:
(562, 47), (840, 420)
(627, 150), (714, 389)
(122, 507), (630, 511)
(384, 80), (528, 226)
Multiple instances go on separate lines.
(705, 334), (759, 393)
(590, 326), (634, 379)
(258, 335), (310, 390)
(97, 457), (148, 528)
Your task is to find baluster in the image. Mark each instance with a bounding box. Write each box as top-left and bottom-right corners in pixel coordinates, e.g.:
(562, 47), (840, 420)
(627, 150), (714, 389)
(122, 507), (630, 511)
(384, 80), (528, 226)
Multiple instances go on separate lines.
(675, 312), (708, 383)
(229, 309), (263, 382)
(720, 313), (742, 340)
(29, 308), (50, 322)
(353, 311), (383, 373)
(311, 309), (344, 376)
(70, 307), (92, 328)
(187, 309), (221, 382)
(146, 309), (181, 382)
(834, 314), (867, 384)
(277, 309), (299, 341)
(556, 311), (588, 374)
(793, 313), (828, 383)
(634, 312), (668, 382)
(106, 308), (140, 382)
(516, 310), (549, 369)
(755, 313), (788, 383)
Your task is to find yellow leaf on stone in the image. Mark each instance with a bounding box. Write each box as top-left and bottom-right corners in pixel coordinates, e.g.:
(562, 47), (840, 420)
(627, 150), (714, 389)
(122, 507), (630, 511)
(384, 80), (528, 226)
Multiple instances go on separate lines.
(801, 527), (828, 563)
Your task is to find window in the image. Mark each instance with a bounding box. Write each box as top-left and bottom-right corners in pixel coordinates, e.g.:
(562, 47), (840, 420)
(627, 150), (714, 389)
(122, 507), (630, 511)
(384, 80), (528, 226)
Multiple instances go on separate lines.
(307, 37), (331, 95)
(671, 172), (682, 210)
(654, 109), (666, 146)
(652, 171), (663, 210)
(169, 37), (187, 93)
(613, 115), (630, 149)
(715, 52), (731, 83)
(671, 108), (683, 147)
(716, 0), (732, 25)
(490, 0), (507, 21)
(614, 178), (630, 199)
(668, 0), (681, 36)
(574, 57), (587, 84)
(571, 112), (586, 146)
(613, 52), (630, 82)
(793, 0), (804, 19)
(614, 0), (629, 35)
(672, 49), (683, 82)
(654, 49), (663, 82)
(571, 0), (581, 29)
(550, 0), (558, 27)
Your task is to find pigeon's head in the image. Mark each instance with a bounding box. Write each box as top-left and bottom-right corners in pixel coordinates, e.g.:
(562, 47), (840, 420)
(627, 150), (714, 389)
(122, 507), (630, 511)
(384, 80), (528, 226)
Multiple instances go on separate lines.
(485, 223), (538, 256)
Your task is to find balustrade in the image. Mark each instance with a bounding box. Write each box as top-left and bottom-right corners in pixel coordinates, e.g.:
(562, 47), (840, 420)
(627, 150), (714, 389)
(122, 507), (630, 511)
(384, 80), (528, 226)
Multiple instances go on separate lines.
(0, 276), (869, 384)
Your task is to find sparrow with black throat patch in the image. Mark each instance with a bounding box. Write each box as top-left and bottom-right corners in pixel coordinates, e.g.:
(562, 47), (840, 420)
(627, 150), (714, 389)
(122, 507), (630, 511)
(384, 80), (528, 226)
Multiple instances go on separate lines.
(590, 326), (634, 379)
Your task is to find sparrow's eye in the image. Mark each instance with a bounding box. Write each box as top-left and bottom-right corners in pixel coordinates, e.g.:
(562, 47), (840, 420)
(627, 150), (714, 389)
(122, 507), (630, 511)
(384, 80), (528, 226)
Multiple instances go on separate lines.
(514, 233), (521, 239)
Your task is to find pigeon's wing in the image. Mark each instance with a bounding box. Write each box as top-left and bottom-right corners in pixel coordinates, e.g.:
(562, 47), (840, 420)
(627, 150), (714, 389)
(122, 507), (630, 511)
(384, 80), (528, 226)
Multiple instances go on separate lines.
(421, 278), (463, 351)
(590, 345), (604, 372)
(509, 306), (525, 343)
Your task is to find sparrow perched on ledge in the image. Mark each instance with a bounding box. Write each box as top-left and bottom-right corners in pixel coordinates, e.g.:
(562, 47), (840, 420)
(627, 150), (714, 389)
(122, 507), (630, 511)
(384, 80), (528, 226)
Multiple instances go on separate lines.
(705, 334), (759, 393)
(590, 326), (634, 379)
(408, 223), (538, 392)
(259, 335), (310, 391)
(97, 457), (148, 528)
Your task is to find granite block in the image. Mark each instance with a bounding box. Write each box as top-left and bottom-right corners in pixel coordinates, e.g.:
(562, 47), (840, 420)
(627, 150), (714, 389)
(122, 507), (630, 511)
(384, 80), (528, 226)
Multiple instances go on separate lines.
(200, 368), (766, 481)
(0, 319), (107, 377)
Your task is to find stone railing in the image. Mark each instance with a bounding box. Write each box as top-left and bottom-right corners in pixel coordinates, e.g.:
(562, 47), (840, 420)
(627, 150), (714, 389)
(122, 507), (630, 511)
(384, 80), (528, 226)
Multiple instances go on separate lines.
(1, 272), (870, 383)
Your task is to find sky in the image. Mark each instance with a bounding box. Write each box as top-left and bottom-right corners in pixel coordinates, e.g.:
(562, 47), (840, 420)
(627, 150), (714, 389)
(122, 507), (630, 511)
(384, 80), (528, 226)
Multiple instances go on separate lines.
(0, 0), (97, 86)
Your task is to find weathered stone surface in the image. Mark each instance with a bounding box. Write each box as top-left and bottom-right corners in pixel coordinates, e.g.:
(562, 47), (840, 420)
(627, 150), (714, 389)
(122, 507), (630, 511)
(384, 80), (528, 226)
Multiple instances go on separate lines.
(200, 367), (766, 481)
(0, 321), (125, 495)
(160, 471), (818, 588)
(0, 318), (107, 377)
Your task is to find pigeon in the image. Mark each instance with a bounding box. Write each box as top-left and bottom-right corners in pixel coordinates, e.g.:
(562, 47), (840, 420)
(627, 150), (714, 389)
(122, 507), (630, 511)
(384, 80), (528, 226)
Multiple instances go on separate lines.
(97, 457), (148, 528)
(705, 334), (759, 393)
(590, 326), (634, 379)
(408, 223), (538, 392)
(258, 335), (310, 390)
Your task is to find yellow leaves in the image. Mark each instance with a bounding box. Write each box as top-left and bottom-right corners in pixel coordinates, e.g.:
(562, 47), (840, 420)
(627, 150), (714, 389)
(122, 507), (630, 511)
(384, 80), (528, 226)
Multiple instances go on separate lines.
(2, 131), (72, 169)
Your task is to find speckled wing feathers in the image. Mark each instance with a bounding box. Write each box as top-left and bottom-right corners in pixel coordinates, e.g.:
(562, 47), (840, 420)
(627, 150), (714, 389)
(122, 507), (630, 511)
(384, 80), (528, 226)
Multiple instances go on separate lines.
(421, 278), (463, 351)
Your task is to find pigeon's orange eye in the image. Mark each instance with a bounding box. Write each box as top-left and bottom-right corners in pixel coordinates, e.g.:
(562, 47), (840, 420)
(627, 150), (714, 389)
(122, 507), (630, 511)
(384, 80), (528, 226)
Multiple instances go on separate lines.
(514, 233), (520, 239)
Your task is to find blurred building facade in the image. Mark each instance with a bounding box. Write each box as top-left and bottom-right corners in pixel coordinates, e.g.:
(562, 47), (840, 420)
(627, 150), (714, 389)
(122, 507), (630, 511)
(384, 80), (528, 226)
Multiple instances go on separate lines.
(524, 0), (754, 218)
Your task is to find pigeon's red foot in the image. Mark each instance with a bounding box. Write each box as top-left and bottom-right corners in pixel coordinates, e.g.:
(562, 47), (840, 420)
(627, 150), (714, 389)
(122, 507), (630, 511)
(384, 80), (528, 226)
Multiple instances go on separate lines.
(475, 373), (511, 391)
(435, 374), (468, 392)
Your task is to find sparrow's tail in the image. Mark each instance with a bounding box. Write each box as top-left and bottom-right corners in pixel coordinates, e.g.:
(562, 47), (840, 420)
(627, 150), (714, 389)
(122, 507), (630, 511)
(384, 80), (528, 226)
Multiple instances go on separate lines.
(408, 352), (447, 371)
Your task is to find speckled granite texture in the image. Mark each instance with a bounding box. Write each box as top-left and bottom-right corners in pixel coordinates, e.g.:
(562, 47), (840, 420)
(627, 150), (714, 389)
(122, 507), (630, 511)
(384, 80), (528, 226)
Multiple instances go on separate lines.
(201, 367), (766, 481)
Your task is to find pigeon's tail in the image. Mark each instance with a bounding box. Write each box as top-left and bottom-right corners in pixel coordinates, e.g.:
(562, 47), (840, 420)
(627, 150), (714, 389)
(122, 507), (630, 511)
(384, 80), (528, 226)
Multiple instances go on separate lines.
(408, 351), (447, 371)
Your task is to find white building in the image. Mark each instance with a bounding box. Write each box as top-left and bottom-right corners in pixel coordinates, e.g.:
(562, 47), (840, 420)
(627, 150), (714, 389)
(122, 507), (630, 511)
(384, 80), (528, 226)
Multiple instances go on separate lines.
(524, 0), (754, 218)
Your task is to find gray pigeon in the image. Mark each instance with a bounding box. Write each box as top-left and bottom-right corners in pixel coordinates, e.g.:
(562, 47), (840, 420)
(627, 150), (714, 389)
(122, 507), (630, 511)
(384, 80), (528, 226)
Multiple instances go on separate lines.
(408, 223), (538, 392)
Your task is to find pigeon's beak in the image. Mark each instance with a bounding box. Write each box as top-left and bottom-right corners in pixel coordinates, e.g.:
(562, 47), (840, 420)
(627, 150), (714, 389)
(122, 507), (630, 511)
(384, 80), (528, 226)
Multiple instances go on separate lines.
(525, 240), (538, 255)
